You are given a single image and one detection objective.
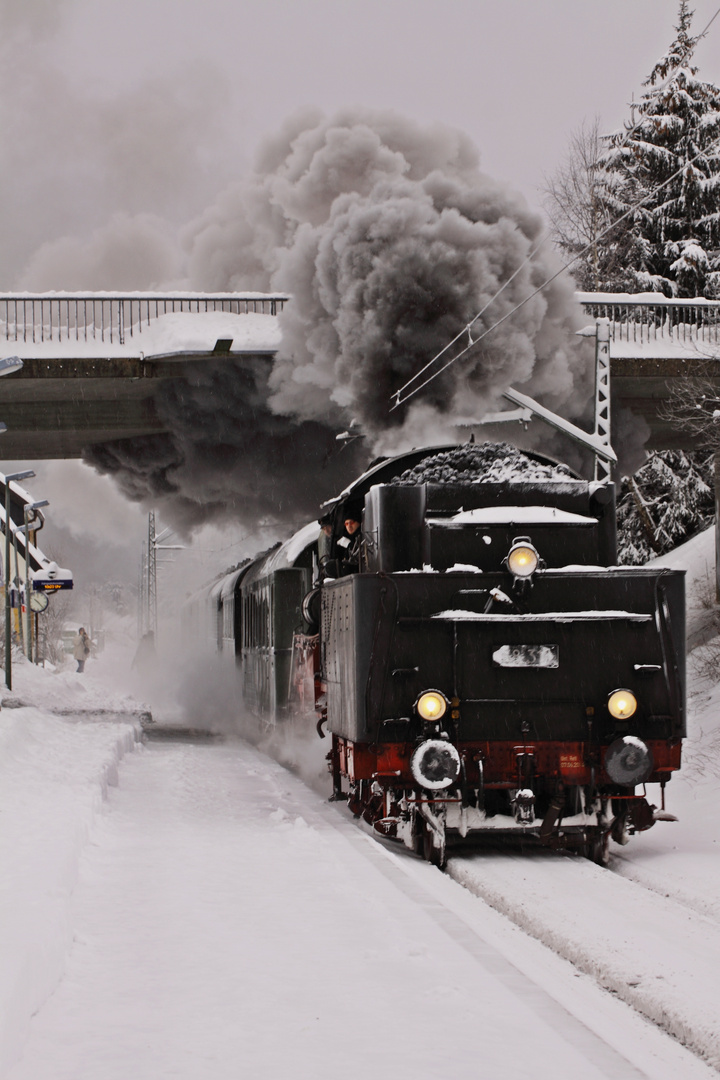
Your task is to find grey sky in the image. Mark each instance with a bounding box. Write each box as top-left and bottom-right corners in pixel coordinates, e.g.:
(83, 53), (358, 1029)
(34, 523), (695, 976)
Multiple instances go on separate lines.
(53, 0), (720, 205)
(4, 0), (719, 283)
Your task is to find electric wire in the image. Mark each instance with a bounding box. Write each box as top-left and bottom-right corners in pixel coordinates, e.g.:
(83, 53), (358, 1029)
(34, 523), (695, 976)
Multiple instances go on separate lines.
(392, 129), (720, 408)
(390, 6), (720, 411)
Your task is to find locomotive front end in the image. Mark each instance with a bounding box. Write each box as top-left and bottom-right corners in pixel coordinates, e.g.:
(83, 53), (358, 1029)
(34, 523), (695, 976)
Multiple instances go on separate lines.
(320, 447), (685, 867)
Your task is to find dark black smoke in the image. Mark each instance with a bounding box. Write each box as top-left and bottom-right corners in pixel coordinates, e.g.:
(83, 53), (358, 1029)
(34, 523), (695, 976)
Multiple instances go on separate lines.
(84, 357), (365, 536)
(184, 109), (592, 445)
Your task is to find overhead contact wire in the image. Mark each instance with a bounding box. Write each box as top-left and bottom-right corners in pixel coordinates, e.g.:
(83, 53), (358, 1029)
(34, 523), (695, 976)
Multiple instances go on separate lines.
(392, 130), (720, 408)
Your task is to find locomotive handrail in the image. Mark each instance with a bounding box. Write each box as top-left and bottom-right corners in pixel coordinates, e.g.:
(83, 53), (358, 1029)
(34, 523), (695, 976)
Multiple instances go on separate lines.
(426, 611), (653, 621)
(655, 577), (684, 725)
(397, 610), (653, 622)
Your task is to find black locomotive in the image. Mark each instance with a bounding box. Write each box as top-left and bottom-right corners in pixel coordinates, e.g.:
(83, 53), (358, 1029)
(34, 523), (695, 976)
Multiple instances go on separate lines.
(191, 442), (685, 866)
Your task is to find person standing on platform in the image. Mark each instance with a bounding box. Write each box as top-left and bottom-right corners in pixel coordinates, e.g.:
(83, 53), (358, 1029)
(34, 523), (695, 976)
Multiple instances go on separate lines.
(73, 627), (91, 673)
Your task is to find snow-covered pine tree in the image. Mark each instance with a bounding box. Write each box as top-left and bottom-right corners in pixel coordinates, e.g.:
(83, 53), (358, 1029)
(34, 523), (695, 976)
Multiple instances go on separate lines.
(616, 449), (715, 563)
(598, 1), (720, 298)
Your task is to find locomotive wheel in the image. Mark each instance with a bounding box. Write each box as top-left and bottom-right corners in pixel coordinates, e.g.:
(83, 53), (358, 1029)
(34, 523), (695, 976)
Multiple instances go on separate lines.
(411, 816), (425, 856)
(585, 829), (610, 867)
(422, 822), (447, 869)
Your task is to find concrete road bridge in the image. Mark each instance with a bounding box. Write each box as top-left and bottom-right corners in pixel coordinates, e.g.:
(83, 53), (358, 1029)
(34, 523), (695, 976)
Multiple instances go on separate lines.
(576, 292), (720, 451)
(1, 290), (719, 459)
(0, 292), (287, 459)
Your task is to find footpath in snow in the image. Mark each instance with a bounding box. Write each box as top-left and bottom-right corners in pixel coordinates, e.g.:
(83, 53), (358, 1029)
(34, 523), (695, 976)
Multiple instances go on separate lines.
(0, 648), (145, 1078)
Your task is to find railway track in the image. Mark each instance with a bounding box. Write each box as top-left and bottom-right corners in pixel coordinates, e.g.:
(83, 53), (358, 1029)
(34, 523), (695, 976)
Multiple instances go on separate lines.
(266, 748), (720, 1075)
(443, 847), (720, 1071)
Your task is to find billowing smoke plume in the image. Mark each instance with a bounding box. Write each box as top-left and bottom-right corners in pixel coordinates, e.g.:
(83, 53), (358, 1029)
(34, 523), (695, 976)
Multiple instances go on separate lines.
(86, 109), (595, 533)
(86, 357), (366, 535)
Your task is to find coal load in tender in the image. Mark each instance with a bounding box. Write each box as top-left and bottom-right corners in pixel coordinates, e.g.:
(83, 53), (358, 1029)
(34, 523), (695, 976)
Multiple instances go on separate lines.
(390, 442), (575, 486)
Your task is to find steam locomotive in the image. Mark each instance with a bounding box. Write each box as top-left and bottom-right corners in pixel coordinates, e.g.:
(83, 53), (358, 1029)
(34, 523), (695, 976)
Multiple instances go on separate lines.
(190, 443), (685, 867)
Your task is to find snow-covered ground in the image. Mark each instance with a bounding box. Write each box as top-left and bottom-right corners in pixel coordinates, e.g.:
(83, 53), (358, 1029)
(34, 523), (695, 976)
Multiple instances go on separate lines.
(1, 527), (720, 1079)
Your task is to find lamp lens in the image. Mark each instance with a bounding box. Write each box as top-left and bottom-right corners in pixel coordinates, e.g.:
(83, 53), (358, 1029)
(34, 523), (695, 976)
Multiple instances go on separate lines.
(607, 689), (637, 720)
(416, 691), (448, 722)
(507, 544), (539, 578)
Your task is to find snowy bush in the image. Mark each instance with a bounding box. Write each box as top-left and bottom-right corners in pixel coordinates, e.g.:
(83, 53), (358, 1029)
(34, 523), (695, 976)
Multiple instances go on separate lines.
(617, 449), (714, 564)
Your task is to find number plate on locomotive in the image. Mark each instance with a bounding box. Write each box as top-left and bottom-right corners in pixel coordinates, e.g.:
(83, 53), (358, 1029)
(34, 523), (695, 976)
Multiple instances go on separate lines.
(492, 644), (559, 668)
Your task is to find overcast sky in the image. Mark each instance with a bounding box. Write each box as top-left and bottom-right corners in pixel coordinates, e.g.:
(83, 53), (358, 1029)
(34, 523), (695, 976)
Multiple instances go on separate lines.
(44, 0), (720, 201)
(4, 0), (720, 281)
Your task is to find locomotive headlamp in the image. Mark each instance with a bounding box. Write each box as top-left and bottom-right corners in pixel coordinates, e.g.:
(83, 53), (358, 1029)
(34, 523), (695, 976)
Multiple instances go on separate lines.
(410, 738), (462, 791)
(507, 538), (539, 579)
(604, 736), (654, 786)
(415, 690), (448, 722)
(607, 689), (638, 720)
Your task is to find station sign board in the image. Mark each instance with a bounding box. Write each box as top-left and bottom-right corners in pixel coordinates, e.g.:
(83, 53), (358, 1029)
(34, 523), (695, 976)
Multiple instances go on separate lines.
(33, 579), (73, 592)
(30, 561), (73, 592)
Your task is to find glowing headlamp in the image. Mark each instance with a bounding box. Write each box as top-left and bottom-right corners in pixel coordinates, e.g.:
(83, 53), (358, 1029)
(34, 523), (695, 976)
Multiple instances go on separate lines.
(507, 538), (539, 579)
(607, 689), (638, 720)
(415, 690), (448, 722)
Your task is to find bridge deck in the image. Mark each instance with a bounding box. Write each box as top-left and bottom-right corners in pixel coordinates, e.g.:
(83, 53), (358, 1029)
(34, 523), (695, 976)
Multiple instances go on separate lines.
(0, 295), (283, 458)
(1, 291), (719, 459)
(577, 293), (720, 451)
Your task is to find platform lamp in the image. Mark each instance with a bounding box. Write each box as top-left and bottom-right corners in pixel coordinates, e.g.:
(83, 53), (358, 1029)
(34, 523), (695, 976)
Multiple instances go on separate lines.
(4, 470), (35, 691)
(23, 500), (49, 663)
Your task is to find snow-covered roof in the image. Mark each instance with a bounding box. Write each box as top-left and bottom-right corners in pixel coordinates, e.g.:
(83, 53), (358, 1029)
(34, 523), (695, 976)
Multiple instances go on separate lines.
(438, 506), (598, 526)
(0, 474), (72, 583)
(219, 565), (250, 599)
(259, 521), (319, 574)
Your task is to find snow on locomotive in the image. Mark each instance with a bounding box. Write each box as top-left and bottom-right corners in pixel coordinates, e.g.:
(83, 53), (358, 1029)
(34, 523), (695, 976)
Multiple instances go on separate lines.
(198, 442), (685, 867)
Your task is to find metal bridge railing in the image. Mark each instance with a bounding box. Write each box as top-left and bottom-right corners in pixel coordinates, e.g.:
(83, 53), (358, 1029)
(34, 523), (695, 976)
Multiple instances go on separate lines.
(0, 292), (289, 347)
(576, 292), (720, 349)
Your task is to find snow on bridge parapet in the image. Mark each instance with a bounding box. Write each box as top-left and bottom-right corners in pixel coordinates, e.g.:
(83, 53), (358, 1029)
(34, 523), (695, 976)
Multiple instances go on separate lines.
(0, 293), (287, 358)
(576, 291), (720, 360)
